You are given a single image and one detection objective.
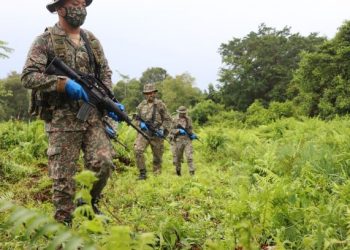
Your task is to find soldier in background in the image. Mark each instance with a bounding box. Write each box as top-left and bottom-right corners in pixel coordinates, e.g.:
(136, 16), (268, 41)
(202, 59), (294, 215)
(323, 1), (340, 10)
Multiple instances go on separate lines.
(21, 0), (123, 225)
(170, 106), (197, 176)
(134, 83), (171, 180)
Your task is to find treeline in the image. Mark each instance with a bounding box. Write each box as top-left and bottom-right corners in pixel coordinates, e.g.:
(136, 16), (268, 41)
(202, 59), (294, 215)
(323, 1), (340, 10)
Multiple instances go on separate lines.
(1, 21), (350, 122)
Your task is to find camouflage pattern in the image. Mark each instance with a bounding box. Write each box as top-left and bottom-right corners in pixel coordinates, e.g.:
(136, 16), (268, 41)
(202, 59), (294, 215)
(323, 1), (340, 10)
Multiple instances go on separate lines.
(47, 0), (93, 13)
(134, 98), (171, 173)
(170, 114), (195, 173)
(143, 83), (158, 93)
(21, 23), (114, 223)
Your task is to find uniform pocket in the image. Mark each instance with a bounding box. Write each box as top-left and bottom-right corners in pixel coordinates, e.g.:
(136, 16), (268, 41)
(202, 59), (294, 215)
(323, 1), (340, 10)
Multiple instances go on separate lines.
(47, 146), (62, 157)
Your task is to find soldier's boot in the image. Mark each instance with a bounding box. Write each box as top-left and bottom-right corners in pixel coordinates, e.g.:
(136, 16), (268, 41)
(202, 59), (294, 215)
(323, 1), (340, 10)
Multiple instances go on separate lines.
(189, 170), (195, 176)
(91, 198), (104, 215)
(137, 169), (147, 180)
(176, 168), (181, 176)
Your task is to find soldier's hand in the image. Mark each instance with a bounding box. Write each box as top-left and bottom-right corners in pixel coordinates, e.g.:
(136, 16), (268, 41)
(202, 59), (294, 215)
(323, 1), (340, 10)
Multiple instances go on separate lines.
(65, 79), (89, 102)
(190, 133), (198, 140)
(156, 129), (164, 138)
(140, 121), (148, 131)
(108, 111), (120, 122)
(105, 125), (116, 139)
(178, 128), (186, 135)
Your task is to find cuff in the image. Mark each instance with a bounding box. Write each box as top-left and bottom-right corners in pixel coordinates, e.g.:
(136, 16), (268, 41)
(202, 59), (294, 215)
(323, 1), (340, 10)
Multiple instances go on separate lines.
(56, 76), (67, 93)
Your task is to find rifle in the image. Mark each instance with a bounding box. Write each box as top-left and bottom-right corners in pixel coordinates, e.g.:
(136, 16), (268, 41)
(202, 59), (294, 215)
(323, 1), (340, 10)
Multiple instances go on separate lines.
(177, 124), (202, 143)
(134, 114), (169, 141)
(45, 57), (150, 142)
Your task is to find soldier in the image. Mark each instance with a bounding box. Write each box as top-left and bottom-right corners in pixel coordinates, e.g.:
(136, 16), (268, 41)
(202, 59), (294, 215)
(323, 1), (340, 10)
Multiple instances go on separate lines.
(170, 106), (197, 176)
(134, 83), (171, 180)
(21, 0), (123, 225)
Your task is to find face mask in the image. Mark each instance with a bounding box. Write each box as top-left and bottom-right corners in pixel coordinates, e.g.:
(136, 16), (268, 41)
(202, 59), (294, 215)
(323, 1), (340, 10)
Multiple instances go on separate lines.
(64, 6), (87, 28)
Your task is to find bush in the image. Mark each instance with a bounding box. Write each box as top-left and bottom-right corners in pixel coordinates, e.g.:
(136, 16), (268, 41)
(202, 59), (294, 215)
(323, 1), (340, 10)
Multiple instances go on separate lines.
(191, 100), (224, 125)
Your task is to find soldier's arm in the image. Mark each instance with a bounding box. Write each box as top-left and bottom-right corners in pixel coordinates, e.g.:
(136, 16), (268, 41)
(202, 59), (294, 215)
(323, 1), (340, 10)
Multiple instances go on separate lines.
(187, 116), (194, 134)
(159, 102), (172, 133)
(169, 117), (179, 137)
(21, 33), (61, 92)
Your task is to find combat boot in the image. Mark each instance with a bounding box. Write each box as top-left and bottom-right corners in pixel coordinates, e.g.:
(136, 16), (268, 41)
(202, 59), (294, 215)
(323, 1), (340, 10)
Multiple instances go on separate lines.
(176, 168), (181, 176)
(91, 198), (104, 215)
(137, 169), (147, 180)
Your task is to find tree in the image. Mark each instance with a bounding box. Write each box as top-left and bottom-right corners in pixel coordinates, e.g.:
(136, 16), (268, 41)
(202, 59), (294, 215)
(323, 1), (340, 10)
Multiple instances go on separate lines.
(205, 83), (223, 104)
(158, 73), (203, 113)
(113, 78), (143, 112)
(140, 67), (168, 84)
(292, 20), (350, 118)
(0, 40), (13, 59)
(0, 72), (30, 121)
(218, 24), (325, 111)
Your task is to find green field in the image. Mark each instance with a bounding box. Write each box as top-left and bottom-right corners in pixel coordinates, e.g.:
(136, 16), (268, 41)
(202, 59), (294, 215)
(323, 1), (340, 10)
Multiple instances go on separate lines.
(1, 117), (350, 249)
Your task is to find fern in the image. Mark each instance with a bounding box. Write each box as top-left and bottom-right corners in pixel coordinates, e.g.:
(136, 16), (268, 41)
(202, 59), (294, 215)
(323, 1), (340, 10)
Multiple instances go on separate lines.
(0, 200), (96, 249)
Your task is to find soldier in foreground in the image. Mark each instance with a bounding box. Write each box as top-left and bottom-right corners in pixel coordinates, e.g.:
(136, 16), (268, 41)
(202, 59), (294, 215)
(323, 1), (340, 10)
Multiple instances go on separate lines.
(170, 106), (197, 176)
(21, 0), (123, 224)
(134, 84), (171, 180)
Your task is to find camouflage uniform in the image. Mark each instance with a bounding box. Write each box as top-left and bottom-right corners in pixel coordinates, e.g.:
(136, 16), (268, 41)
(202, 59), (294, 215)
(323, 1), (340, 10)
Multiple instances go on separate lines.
(134, 85), (171, 178)
(21, 23), (114, 223)
(170, 106), (195, 176)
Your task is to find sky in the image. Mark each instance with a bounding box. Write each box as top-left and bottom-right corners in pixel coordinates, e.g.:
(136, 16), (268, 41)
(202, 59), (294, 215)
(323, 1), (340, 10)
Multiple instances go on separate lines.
(1, 0), (350, 91)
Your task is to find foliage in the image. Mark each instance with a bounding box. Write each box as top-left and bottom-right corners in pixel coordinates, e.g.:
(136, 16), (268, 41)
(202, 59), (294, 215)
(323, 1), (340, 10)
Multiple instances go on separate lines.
(218, 23), (325, 111)
(0, 72), (30, 121)
(140, 67), (168, 84)
(292, 20), (350, 118)
(2, 117), (350, 249)
(159, 73), (203, 113)
(0, 40), (13, 59)
(190, 99), (225, 125)
(113, 78), (143, 112)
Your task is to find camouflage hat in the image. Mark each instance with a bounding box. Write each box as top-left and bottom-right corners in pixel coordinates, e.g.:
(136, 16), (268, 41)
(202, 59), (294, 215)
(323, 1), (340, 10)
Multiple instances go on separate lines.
(46, 0), (93, 13)
(176, 106), (187, 114)
(143, 83), (158, 94)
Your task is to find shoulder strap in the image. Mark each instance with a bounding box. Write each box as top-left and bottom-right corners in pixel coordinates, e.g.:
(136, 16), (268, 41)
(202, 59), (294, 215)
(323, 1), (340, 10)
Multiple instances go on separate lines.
(151, 103), (157, 124)
(80, 30), (100, 78)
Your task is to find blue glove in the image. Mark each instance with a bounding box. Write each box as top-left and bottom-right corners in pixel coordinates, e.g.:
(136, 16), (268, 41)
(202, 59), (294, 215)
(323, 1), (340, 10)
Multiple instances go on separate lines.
(115, 102), (125, 112)
(190, 133), (198, 140)
(178, 128), (186, 135)
(65, 79), (89, 102)
(105, 125), (116, 139)
(108, 102), (125, 122)
(156, 129), (164, 138)
(140, 121), (148, 131)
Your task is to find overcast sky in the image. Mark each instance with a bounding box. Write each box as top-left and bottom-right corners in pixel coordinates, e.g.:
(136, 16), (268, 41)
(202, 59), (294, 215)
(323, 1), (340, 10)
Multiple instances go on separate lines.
(1, 0), (350, 90)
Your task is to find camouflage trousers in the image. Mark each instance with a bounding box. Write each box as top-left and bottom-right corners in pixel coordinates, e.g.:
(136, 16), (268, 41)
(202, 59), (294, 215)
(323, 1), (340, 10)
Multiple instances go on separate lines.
(47, 124), (114, 223)
(171, 136), (194, 173)
(134, 134), (164, 173)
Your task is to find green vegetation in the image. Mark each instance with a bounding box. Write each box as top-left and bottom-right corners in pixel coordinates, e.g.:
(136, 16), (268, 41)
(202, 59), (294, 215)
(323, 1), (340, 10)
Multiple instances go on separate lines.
(2, 20), (350, 249)
(2, 115), (350, 249)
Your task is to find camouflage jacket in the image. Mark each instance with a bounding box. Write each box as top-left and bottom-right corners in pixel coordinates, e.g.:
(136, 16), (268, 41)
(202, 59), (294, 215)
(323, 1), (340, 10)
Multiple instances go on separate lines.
(170, 114), (193, 140)
(136, 98), (172, 135)
(21, 23), (112, 132)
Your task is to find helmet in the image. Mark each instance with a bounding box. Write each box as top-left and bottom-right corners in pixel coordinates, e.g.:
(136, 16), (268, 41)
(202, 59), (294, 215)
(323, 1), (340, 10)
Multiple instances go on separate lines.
(46, 0), (93, 13)
(143, 83), (158, 94)
(176, 106), (187, 114)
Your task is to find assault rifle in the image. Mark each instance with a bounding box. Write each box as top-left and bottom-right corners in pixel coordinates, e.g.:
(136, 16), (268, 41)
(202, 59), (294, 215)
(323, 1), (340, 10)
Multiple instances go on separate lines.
(177, 124), (202, 143)
(45, 57), (150, 142)
(134, 114), (169, 141)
